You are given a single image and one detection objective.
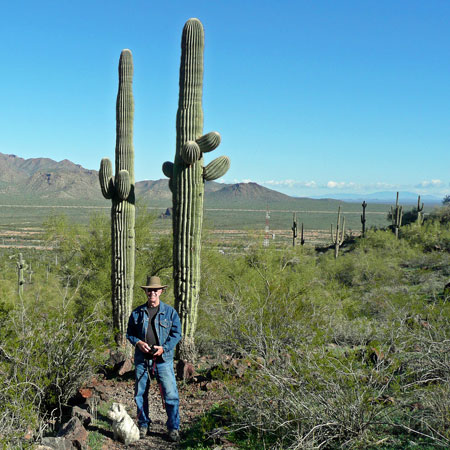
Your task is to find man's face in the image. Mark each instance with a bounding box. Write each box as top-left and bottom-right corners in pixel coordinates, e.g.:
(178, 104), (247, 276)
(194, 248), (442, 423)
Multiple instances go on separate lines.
(145, 288), (163, 307)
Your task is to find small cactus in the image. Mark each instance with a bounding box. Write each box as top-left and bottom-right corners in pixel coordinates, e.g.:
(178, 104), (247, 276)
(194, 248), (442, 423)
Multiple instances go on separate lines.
(331, 206), (345, 259)
(391, 192), (403, 238)
(17, 253), (28, 295)
(361, 201), (367, 237)
(292, 213), (298, 247)
(99, 49), (135, 353)
(162, 19), (230, 360)
(417, 195), (424, 225)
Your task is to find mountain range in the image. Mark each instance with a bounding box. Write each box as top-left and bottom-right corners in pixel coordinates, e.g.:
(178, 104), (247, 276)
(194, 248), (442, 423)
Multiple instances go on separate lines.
(0, 152), (440, 209)
(0, 152), (299, 208)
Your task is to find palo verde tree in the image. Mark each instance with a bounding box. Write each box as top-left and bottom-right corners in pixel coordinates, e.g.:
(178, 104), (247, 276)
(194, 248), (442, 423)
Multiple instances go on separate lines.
(99, 49), (135, 354)
(162, 18), (230, 360)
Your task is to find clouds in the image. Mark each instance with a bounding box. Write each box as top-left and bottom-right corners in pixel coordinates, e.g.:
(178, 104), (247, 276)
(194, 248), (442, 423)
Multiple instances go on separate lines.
(224, 177), (449, 198)
(416, 179), (444, 188)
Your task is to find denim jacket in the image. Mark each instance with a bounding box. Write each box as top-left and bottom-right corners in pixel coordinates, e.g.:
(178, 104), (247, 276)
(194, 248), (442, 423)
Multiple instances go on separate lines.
(126, 300), (182, 363)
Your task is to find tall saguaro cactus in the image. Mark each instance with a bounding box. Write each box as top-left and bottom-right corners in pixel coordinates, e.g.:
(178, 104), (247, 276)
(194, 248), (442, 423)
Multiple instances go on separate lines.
(391, 192), (403, 239)
(17, 253), (27, 296)
(417, 195), (424, 225)
(99, 49), (135, 353)
(292, 213), (298, 247)
(163, 19), (230, 360)
(361, 201), (367, 237)
(331, 206), (345, 259)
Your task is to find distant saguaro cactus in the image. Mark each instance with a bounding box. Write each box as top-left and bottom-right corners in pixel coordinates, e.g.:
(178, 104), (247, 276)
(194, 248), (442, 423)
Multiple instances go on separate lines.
(292, 213), (298, 247)
(99, 49), (135, 353)
(331, 206), (345, 259)
(162, 18), (230, 360)
(361, 201), (367, 237)
(300, 222), (305, 246)
(417, 195), (424, 225)
(17, 253), (27, 296)
(391, 192), (403, 239)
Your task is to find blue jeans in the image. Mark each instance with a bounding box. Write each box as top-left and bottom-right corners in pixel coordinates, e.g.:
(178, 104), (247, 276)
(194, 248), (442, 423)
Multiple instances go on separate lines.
(134, 359), (180, 430)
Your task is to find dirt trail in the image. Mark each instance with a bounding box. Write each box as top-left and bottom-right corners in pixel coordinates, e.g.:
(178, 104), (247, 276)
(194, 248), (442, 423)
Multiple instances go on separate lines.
(86, 372), (225, 450)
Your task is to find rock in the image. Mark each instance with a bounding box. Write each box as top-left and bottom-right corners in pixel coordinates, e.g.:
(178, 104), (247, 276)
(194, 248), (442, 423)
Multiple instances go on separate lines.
(57, 417), (88, 450)
(176, 359), (195, 381)
(118, 357), (133, 376)
(71, 406), (93, 427)
(77, 388), (93, 400)
(40, 437), (74, 450)
(201, 380), (224, 392)
(106, 350), (127, 367)
(93, 384), (110, 401)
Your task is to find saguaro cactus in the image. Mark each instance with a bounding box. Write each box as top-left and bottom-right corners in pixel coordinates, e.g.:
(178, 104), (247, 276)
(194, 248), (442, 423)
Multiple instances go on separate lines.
(292, 213), (298, 247)
(17, 253), (27, 296)
(163, 18), (230, 360)
(99, 49), (135, 353)
(301, 222), (305, 246)
(331, 206), (345, 259)
(417, 195), (424, 225)
(391, 192), (403, 238)
(361, 201), (367, 237)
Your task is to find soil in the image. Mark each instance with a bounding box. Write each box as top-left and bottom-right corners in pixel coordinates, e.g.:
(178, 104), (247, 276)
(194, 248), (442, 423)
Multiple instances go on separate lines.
(84, 364), (227, 450)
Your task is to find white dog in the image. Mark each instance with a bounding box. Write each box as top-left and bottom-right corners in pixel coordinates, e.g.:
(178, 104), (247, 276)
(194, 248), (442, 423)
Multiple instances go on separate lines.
(107, 402), (140, 445)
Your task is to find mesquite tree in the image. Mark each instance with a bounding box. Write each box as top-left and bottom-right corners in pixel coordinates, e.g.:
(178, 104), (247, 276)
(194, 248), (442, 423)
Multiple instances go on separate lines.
(163, 18), (230, 360)
(99, 50), (135, 354)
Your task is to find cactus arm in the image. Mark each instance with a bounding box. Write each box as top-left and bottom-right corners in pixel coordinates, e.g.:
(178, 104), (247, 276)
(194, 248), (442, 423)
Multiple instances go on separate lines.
(341, 216), (346, 244)
(196, 131), (221, 153)
(162, 161), (174, 179)
(181, 141), (201, 164)
(203, 156), (230, 181)
(116, 170), (131, 200)
(99, 158), (114, 199)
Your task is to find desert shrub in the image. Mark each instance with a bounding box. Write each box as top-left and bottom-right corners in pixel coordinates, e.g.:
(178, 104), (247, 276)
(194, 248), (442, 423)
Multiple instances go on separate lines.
(0, 291), (106, 448)
(427, 204), (450, 224)
(401, 220), (450, 252)
(195, 227), (450, 449)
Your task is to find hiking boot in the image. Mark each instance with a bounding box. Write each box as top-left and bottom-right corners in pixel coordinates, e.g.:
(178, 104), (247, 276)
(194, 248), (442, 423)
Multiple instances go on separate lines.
(139, 425), (148, 439)
(168, 429), (180, 442)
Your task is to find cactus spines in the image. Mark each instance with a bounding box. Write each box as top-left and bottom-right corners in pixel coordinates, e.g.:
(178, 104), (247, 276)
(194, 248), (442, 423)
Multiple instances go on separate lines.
(292, 213), (298, 247)
(331, 206), (345, 259)
(98, 49), (135, 354)
(417, 195), (424, 225)
(391, 192), (403, 238)
(162, 18), (230, 360)
(17, 253), (28, 295)
(361, 200), (367, 237)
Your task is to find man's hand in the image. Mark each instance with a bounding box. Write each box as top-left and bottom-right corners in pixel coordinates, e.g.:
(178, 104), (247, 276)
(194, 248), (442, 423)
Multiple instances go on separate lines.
(152, 346), (164, 356)
(136, 341), (152, 354)
(136, 341), (164, 357)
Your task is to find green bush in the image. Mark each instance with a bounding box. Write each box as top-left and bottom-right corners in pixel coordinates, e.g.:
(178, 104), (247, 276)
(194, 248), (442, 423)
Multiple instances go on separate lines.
(0, 293), (106, 447)
(194, 223), (450, 449)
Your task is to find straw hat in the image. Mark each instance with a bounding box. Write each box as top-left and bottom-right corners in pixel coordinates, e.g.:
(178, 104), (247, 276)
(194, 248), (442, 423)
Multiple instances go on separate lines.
(140, 275), (167, 290)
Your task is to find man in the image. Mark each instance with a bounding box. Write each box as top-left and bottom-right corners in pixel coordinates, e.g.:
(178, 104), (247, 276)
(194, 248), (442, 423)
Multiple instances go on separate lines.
(126, 275), (182, 442)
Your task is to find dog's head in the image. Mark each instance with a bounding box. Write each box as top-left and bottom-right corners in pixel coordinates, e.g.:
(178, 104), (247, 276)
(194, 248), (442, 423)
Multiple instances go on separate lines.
(107, 402), (127, 422)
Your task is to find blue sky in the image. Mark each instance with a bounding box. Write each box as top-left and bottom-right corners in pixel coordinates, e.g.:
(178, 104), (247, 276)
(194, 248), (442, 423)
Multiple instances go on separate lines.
(1, 0), (449, 198)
